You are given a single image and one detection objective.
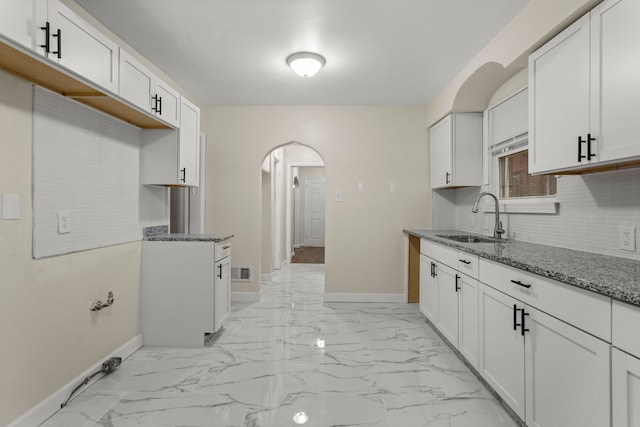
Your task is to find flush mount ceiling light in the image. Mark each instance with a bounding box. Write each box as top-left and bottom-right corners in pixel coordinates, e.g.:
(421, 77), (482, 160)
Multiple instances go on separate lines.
(286, 52), (326, 77)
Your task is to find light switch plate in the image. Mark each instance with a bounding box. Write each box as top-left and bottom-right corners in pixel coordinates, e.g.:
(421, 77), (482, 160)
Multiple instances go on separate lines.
(1, 193), (20, 220)
(58, 210), (71, 234)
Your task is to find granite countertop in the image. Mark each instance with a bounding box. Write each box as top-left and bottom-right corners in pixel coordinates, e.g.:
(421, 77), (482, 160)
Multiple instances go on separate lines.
(142, 225), (233, 242)
(405, 229), (640, 307)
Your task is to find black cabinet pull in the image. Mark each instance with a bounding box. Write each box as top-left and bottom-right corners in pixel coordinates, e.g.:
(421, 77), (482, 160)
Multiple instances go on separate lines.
(459, 259), (471, 265)
(217, 264), (223, 279)
(157, 96), (162, 115)
(455, 274), (460, 292)
(445, 172), (451, 184)
(587, 133), (596, 160)
(521, 311), (530, 336)
(40, 22), (51, 53)
(52, 28), (61, 59)
(151, 95), (158, 113)
(429, 262), (434, 277)
(222, 245), (231, 250)
(432, 262), (437, 277)
(180, 167), (186, 183)
(578, 135), (586, 162)
(513, 304), (519, 331)
(510, 279), (531, 289)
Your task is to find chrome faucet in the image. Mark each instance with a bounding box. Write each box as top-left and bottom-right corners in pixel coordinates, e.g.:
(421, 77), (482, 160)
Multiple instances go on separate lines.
(472, 191), (505, 239)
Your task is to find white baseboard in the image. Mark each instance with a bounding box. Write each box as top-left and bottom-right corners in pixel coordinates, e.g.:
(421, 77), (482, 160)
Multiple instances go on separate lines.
(8, 334), (143, 427)
(323, 293), (408, 303)
(231, 290), (261, 303)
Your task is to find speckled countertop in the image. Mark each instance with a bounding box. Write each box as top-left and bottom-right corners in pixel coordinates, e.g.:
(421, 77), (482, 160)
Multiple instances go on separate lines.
(405, 229), (640, 307)
(142, 225), (233, 242)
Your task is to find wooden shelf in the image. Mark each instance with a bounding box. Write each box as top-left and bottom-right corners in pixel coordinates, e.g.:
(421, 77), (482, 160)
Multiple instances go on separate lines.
(0, 39), (170, 129)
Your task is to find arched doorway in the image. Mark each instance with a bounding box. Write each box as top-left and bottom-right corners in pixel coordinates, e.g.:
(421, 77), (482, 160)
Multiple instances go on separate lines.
(260, 142), (326, 280)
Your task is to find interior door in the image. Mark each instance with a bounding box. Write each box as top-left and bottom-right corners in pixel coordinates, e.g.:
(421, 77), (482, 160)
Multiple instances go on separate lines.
(304, 176), (325, 247)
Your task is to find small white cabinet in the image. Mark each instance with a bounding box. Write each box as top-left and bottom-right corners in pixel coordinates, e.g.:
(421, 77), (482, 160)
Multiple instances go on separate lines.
(419, 254), (438, 321)
(119, 49), (180, 127)
(141, 97), (201, 186)
(0, 0), (42, 50)
(529, 0), (640, 174)
(429, 113), (483, 189)
(141, 239), (231, 347)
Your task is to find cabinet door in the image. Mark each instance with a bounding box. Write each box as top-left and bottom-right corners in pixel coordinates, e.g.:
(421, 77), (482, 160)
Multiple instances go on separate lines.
(214, 257), (231, 332)
(525, 305), (610, 427)
(119, 49), (153, 112)
(435, 263), (459, 347)
(155, 78), (180, 128)
(478, 283), (525, 419)
(0, 0), (36, 49)
(178, 97), (200, 186)
(592, 0), (640, 164)
(429, 115), (453, 188)
(612, 348), (640, 427)
(529, 14), (591, 174)
(458, 273), (479, 369)
(419, 254), (438, 322)
(48, 0), (118, 93)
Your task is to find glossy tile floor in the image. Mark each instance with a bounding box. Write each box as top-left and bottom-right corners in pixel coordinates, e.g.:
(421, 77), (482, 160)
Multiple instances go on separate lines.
(41, 264), (517, 426)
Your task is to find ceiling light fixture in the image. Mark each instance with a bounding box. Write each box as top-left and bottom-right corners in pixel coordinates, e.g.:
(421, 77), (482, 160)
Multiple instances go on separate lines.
(286, 52), (326, 77)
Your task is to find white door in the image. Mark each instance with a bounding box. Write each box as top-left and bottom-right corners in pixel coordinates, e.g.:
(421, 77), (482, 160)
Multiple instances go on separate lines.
(592, 0), (640, 164)
(304, 176), (325, 247)
(524, 305), (610, 427)
(478, 283), (525, 419)
(419, 255), (438, 322)
(274, 156), (282, 268)
(436, 263), (459, 347)
(529, 13), (591, 174)
(458, 273), (479, 369)
(612, 348), (640, 427)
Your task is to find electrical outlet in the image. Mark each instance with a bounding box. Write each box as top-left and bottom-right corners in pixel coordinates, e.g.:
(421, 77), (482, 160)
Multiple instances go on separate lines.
(620, 226), (636, 251)
(57, 210), (71, 234)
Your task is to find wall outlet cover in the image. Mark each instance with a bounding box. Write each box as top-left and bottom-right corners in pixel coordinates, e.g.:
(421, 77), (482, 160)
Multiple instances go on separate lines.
(58, 210), (71, 234)
(620, 226), (636, 251)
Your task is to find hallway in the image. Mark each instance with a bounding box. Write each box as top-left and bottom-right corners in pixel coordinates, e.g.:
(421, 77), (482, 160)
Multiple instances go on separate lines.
(41, 264), (516, 426)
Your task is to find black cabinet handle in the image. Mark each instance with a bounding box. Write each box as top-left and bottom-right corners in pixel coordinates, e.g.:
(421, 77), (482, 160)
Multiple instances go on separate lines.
(52, 28), (61, 59)
(151, 94), (158, 113)
(587, 133), (596, 160)
(217, 264), (223, 279)
(510, 279), (531, 289)
(459, 259), (471, 265)
(513, 304), (519, 331)
(455, 274), (460, 292)
(222, 245), (231, 250)
(430, 262), (434, 277)
(157, 96), (162, 115)
(40, 22), (51, 53)
(578, 135), (586, 162)
(432, 262), (437, 277)
(180, 167), (186, 183)
(445, 172), (451, 184)
(521, 311), (530, 336)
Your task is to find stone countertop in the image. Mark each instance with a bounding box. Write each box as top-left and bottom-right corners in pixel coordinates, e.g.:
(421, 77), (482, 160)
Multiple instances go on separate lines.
(145, 233), (234, 242)
(405, 229), (640, 307)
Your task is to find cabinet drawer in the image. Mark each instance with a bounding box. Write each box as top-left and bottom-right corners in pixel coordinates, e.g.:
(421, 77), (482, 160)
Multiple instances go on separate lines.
(479, 258), (611, 341)
(613, 300), (640, 357)
(420, 239), (458, 268)
(215, 240), (231, 261)
(457, 251), (479, 279)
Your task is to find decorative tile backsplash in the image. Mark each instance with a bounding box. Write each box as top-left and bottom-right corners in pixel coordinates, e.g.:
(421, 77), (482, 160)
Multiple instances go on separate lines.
(433, 168), (640, 260)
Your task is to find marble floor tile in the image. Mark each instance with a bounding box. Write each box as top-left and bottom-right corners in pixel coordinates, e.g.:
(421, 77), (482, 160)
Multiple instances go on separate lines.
(40, 263), (516, 427)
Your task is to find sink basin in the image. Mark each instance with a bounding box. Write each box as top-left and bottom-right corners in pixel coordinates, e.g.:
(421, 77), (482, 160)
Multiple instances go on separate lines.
(436, 234), (507, 244)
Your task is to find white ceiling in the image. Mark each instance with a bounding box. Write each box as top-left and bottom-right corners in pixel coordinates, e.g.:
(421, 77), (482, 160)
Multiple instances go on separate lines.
(75, 0), (529, 106)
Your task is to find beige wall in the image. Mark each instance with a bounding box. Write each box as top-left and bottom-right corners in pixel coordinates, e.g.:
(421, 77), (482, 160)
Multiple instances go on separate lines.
(0, 71), (142, 426)
(205, 106), (430, 297)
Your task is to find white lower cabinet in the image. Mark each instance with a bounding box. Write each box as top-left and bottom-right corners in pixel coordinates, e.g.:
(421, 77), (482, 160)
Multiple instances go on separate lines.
(213, 254), (231, 333)
(435, 262), (459, 346)
(419, 254), (438, 321)
(457, 273), (479, 369)
(612, 348), (640, 427)
(479, 283), (526, 418)
(524, 305), (610, 427)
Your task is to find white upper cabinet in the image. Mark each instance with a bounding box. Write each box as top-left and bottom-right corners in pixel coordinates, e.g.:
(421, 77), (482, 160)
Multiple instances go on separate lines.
(141, 97), (200, 187)
(0, 0), (41, 50)
(429, 113), (483, 189)
(119, 49), (180, 128)
(529, 0), (640, 174)
(44, 0), (118, 93)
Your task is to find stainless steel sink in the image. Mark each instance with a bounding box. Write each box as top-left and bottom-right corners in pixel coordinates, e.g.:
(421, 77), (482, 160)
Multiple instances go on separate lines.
(436, 234), (507, 244)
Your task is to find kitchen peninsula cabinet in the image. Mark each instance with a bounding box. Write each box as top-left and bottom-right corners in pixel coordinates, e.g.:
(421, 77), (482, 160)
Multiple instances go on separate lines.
(429, 113), (483, 189)
(529, 0), (640, 174)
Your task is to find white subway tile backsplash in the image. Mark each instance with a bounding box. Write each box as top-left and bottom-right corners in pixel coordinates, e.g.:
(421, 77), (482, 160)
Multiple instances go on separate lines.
(434, 168), (640, 260)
